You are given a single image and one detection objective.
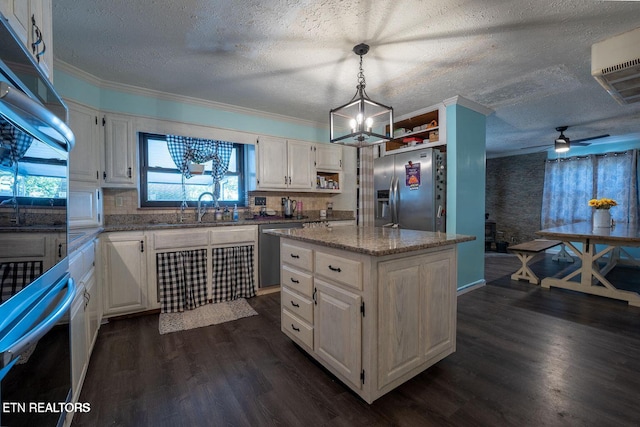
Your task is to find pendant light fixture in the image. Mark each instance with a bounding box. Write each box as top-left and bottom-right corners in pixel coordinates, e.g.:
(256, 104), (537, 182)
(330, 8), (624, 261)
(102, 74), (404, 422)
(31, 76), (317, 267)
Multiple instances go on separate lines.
(554, 126), (570, 153)
(330, 43), (393, 147)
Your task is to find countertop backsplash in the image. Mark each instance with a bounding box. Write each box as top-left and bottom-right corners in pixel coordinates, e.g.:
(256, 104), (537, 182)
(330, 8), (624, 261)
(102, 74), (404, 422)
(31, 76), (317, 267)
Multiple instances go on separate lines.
(103, 188), (355, 226)
(102, 188), (353, 227)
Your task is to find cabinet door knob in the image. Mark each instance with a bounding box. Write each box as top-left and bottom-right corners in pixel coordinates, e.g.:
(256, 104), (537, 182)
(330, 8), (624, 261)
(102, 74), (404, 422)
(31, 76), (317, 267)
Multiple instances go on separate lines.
(313, 287), (317, 305)
(290, 301), (300, 308)
(140, 240), (144, 252)
(290, 278), (299, 284)
(290, 254), (300, 259)
(328, 265), (341, 273)
(291, 324), (300, 332)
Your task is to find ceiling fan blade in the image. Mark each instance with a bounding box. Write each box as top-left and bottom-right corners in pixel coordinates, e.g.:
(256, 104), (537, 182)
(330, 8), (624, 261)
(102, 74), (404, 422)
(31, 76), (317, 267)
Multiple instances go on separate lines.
(521, 144), (549, 149)
(572, 134), (610, 145)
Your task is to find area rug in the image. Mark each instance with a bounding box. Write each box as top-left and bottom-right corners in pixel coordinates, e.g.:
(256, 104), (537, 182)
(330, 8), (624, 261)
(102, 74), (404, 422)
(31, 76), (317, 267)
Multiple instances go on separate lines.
(159, 298), (258, 335)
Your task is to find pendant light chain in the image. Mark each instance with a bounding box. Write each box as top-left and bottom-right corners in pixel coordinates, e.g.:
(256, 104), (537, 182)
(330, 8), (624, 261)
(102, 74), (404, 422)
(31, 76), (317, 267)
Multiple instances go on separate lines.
(357, 54), (366, 90)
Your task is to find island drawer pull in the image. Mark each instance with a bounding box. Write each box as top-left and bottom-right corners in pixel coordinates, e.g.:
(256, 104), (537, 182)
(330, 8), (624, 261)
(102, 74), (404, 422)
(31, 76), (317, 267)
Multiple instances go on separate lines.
(290, 277), (299, 283)
(290, 253), (300, 259)
(290, 301), (300, 308)
(291, 324), (300, 332)
(328, 265), (341, 272)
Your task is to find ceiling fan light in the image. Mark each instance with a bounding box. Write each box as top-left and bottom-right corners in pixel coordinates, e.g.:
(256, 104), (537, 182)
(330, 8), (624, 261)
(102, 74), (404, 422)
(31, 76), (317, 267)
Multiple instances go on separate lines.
(329, 43), (393, 147)
(555, 138), (570, 153)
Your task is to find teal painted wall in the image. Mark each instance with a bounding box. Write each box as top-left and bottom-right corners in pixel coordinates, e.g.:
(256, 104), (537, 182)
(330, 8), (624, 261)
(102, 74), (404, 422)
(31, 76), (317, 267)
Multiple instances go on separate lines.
(54, 69), (328, 143)
(447, 103), (486, 290)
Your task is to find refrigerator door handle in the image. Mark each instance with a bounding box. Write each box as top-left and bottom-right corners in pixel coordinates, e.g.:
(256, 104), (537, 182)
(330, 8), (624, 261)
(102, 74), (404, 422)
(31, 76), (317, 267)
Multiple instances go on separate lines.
(388, 177), (395, 224)
(393, 176), (400, 226)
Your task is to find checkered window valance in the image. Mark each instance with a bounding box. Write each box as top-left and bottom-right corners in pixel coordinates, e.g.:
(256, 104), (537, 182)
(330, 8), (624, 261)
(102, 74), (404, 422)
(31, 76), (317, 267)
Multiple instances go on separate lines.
(166, 135), (233, 205)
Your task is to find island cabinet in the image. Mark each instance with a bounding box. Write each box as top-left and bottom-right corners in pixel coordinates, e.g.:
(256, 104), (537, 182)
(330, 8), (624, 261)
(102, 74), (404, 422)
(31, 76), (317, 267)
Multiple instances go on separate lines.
(277, 226), (469, 403)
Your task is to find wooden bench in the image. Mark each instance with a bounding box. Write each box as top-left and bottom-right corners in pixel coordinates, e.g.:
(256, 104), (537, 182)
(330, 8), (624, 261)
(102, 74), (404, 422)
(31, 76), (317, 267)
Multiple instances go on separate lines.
(509, 239), (562, 284)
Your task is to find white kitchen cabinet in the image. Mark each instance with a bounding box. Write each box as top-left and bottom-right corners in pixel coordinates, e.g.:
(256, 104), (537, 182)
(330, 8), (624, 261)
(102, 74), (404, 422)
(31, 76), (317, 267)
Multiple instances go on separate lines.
(69, 286), (87, 404)
(69, 183), (102, 228)
(102, 232), (148, 316)
(0, 0), (53, 80)
(279, 238), (457, 403)
(377, 251), (455, 388)
(103, 113), (136, 187)
(84, 268), (100, 351)
(315, 143), (343, 171)
(28, 0), (52, 79)
(68, 239), (100, 404)
(286, 139), (315, 190)
(256, 136), (314, 190)
(68, 101), (101, 184)
(1, 1), (30, 45)
(314, 277), (362, 388)
(256, 135), (288, 189)
(0, 232), (63, 272)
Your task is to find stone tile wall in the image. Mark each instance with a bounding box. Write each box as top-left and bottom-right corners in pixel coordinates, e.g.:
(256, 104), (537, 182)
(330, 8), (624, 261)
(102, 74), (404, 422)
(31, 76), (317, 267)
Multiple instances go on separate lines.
(485, 152), (547, 246)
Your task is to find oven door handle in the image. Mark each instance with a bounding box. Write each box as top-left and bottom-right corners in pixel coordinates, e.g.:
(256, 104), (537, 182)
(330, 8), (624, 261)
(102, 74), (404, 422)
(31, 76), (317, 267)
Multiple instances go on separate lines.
(0, 82), (75, 151)
(0, 275), (75, 377)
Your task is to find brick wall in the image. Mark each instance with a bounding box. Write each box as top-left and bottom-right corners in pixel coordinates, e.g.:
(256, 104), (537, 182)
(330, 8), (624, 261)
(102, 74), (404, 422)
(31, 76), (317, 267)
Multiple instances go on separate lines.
(485, 152), (547, 245)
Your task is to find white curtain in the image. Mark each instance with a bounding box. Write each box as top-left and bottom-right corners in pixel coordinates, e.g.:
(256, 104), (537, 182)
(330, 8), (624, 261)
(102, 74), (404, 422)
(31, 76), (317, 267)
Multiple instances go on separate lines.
(541, 150), (638, 228)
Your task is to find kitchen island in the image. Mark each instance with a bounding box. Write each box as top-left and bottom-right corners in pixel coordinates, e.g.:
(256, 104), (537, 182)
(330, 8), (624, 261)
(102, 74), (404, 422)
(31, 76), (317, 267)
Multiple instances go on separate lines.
(266, 225), (475, 403)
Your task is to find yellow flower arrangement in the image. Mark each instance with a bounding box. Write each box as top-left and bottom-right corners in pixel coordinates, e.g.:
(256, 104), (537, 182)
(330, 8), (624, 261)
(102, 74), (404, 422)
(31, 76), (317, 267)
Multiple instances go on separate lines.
(588, 198), (617, 209)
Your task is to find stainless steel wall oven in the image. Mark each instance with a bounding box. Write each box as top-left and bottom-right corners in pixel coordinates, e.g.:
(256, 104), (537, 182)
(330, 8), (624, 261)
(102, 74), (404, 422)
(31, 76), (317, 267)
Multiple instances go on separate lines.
(0, 12), (76, 427)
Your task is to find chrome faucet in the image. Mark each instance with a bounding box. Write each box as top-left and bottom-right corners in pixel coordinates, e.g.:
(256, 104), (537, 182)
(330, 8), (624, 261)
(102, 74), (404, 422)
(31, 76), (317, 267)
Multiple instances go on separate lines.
(197, 192), (215, 222)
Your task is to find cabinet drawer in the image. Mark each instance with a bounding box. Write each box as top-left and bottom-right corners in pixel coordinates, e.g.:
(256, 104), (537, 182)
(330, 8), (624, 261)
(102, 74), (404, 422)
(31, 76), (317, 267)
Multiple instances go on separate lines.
(282, 286), (313, 323)
(68, 251), (84, 282)
(154, 231), (209, 250)
(82, 241), (96, 270)
(282, 309), (313, 349)
(210, 227), (256, 246)
(281, 265), (313, 297)
(315, 252), (362, 290)
(281, 242), (313, 271)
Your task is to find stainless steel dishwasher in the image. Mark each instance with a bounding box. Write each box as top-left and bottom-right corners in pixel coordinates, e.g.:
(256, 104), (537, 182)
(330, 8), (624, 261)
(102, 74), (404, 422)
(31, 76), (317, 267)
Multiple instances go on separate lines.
(258, 222), (304, 288)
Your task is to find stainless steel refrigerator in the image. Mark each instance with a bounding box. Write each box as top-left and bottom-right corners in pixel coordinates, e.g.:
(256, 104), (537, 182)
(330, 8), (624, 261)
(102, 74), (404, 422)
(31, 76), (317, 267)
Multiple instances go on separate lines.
(374, 148), (446, 231)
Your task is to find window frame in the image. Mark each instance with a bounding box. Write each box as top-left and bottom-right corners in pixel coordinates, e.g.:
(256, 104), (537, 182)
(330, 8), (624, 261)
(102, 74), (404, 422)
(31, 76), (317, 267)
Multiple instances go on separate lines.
(139, 132), (246, 208)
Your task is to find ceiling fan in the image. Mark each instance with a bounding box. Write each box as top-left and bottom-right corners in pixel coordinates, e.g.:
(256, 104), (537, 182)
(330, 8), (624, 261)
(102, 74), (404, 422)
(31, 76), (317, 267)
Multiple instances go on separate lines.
(525, 126), (610, 153)
(553, 126), (611, 153)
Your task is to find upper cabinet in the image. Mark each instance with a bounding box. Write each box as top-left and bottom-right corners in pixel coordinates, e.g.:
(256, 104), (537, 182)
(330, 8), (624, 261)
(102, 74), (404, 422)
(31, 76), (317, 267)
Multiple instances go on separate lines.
(0, 0), (54, 81)
(314, 143), (343, 193)
(103, 113), (137, 188)
(256, 136), (314, 191)
(68, 101), (101, 185)
(315, 144), (342, 172)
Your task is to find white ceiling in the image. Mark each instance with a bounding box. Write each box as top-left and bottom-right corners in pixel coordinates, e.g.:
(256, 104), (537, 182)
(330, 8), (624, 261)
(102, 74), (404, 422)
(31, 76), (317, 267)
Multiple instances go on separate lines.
(52, 0), (640, 157)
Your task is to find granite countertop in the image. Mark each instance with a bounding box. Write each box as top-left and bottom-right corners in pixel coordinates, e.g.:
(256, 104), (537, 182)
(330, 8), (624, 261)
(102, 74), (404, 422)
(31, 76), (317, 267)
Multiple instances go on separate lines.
(265, 226), (476, 256)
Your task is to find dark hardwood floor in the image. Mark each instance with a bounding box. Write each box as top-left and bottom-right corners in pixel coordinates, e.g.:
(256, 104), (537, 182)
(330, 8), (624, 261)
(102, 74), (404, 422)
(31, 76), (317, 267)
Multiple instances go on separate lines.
(72, 254), (640, 426)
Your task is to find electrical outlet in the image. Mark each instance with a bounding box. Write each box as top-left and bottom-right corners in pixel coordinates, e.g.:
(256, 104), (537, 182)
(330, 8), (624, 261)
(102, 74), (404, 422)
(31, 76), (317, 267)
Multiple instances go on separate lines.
(254, 196), (266, 206)
(115, 196), (124, 207)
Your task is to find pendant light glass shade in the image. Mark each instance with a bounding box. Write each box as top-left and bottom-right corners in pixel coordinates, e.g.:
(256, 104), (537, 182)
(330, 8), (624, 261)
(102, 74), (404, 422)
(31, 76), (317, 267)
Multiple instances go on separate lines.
(330, 44), (393, 147)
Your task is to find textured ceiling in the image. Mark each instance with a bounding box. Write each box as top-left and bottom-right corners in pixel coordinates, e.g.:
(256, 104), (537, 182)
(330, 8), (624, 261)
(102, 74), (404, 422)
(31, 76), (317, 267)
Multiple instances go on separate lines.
(52, 0), (640, 157)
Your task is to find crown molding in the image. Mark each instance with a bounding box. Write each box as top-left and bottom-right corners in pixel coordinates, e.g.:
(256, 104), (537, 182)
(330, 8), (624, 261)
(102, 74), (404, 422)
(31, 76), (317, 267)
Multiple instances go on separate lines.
(53, 59), (325, 129)
(443, 95), (493, 116)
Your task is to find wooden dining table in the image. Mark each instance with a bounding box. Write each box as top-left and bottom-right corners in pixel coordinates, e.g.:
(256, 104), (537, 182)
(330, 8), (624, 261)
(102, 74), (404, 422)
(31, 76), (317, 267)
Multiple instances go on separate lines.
(536, 222), (640, 306)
